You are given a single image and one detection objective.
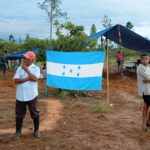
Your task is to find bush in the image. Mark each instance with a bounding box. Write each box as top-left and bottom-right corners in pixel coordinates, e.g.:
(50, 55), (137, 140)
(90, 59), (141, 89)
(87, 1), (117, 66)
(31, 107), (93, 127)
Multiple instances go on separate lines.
(91, 101), (109, 113)
(57, 90), (71, 100)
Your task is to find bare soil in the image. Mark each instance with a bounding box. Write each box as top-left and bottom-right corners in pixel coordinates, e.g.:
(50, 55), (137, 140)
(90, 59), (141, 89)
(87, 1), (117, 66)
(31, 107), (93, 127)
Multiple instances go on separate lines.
(0, 70), (150, 150)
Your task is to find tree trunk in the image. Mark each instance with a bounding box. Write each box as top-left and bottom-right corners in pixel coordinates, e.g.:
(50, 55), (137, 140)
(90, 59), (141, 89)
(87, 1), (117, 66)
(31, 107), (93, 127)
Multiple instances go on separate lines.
(50, 20), (53, 40)
(50, 2), (53, 40)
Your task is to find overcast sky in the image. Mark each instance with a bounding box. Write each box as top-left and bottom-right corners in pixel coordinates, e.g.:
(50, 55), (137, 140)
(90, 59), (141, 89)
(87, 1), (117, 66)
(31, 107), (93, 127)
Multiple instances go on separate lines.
(0, 0), (150, 40)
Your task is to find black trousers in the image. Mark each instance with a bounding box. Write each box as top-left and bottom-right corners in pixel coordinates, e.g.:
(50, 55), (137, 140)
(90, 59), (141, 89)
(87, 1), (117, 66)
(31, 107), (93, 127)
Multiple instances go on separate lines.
(117, 61), (121, 69)
(15, 96), (40, 119)
(143, 95), (150, 106)
(1, 65), (6, 74)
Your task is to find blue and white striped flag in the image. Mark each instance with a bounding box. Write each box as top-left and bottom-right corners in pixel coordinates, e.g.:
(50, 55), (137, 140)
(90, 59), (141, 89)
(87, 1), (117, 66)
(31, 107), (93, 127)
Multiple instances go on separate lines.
(46, 50), (105, 90)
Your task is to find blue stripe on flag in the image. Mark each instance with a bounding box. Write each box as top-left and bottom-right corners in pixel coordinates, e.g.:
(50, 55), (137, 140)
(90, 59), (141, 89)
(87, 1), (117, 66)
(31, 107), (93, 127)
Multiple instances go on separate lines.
(46, 50), (105, 64)
(46, 74), (103, 91)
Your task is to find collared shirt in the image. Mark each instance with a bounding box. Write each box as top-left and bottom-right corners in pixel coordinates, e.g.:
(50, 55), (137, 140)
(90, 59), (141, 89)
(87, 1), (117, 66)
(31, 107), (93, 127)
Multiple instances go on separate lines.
(13, 64), (40, 102)
(137, 64), (150, 96)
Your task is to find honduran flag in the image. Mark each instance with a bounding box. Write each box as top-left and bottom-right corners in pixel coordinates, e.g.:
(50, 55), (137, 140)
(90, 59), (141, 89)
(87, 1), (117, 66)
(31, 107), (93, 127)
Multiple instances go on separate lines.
(46, 50), (105, 90)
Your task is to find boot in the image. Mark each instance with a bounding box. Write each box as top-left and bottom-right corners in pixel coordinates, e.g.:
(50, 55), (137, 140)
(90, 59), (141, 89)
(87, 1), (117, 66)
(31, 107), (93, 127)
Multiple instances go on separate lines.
(16, 118), (23, 137)
(33, 117), (41, 137)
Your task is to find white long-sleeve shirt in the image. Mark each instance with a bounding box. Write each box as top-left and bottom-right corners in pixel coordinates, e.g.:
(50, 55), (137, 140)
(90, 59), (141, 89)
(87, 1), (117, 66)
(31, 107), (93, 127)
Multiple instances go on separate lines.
(137, 64), (150, 96)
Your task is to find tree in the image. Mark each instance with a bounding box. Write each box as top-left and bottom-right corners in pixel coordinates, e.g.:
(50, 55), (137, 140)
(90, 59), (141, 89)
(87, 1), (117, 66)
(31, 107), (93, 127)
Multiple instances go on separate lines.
(38, 0), (67, 40)
(25, 34), (30, 41)
(53, 20), (61, 36)
(23, 38), (51, 51)
(125, 21), (134, 30)
(90, 24), (97, 35)
(18, 36), (23, 44)
(9, 34), (15, 42)
(51, 22), (98, 52)
(0, 41), (19, 53)
(101, 15), (112, 47)
(101, 14), (112, 28)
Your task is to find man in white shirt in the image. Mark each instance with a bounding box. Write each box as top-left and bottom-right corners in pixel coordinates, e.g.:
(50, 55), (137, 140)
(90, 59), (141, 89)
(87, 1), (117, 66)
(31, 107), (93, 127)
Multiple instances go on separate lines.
(13, 51), (41, 137)
(137, 53), (150, 131)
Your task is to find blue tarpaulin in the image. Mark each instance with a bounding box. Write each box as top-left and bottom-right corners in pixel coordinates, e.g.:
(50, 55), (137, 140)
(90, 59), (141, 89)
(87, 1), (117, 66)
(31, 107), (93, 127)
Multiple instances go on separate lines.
(4, 50), (29, 60)
(3, 49), (40, 60)
(89, 24), (150, 52)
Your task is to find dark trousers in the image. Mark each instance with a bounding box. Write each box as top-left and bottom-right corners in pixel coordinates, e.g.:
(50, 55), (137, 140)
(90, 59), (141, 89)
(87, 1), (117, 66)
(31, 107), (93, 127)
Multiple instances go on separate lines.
(16, 97), (40, 119)
(143, 95), (150, 107)
(117, 61), (121, 70)
(1, 65), (6, 74)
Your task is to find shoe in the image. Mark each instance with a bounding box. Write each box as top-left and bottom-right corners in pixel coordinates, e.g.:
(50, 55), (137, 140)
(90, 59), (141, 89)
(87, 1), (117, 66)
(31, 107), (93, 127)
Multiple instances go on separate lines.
(33, 117), (41, 137)
(34, 130), (41, 138)
(146, 122), (150, 127)
(15, 131), (21, 137)
(16, 118), (23, 137)
(142, 126), (148, 131)
(146, 123), (150, 130)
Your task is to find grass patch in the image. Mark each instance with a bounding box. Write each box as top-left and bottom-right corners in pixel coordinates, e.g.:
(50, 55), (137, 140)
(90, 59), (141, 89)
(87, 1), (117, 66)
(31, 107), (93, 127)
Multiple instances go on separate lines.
(57, 90), (70, 100)
(91, 101), (112, 114)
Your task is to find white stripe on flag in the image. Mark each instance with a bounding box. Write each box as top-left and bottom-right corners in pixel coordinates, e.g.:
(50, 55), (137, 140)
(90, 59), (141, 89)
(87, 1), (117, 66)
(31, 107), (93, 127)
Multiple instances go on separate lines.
(47, 62), (104, 78)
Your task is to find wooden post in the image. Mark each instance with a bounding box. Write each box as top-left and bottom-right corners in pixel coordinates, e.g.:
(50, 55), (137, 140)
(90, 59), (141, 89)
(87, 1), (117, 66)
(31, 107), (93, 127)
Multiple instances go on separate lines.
(118, 25), (123, 76)
(46, 85), (48, 96)
(106, 39), (110, 105)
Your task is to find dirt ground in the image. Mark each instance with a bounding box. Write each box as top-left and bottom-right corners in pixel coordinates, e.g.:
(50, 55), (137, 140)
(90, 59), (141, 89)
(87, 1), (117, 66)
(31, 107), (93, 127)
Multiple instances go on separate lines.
(0, 70), (150, 150)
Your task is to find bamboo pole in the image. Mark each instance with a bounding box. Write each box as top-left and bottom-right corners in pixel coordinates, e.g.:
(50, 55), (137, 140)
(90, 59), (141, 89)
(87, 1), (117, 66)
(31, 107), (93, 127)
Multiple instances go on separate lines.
(106, 39), (110, 105)
(46, 85), (48, 96)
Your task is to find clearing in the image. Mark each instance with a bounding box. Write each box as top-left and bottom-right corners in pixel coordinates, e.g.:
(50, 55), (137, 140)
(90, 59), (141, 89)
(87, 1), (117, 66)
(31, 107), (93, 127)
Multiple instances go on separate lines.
(0, 70), (150, 150)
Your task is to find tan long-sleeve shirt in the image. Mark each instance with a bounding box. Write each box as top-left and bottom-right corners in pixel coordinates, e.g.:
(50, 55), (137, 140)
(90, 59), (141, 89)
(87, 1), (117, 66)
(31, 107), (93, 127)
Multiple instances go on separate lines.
(137, 64), (150, 96)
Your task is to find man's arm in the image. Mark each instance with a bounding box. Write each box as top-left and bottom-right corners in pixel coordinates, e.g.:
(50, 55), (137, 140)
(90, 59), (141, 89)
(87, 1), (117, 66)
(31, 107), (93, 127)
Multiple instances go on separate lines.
(25, 69), (38, 81)
(22, 65), (38, 82)
(14, 77), (30, 84)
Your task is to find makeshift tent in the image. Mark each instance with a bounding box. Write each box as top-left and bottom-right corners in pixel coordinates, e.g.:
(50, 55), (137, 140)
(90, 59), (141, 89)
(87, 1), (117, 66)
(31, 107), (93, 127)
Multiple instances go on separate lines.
(4, 50), (29, 60)
(89, 24), (150, 52)
(88, 24), (150, 104)
(3, 49), (40, 60)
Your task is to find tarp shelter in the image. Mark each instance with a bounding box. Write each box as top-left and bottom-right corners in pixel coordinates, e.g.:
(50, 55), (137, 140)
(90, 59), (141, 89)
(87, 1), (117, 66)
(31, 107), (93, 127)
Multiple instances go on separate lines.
(4, 50), (29, 60)
(88, 24), (150, 52)
(3, 49), (39, 60)
(88, 24), (150, 104)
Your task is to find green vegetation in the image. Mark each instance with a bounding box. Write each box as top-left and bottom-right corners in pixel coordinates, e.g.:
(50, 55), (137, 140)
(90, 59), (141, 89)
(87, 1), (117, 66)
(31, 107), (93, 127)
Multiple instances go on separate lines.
(109, 48), (141, 67)
(91, 101), (111, 113)
(90, 24), (97, 35)
(125, 21), (134, 30)
(0, 21), (99, 57)
(57, 90), (70, 100)
(0, 30), (142, 66)
(51, 21), (98, 52)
